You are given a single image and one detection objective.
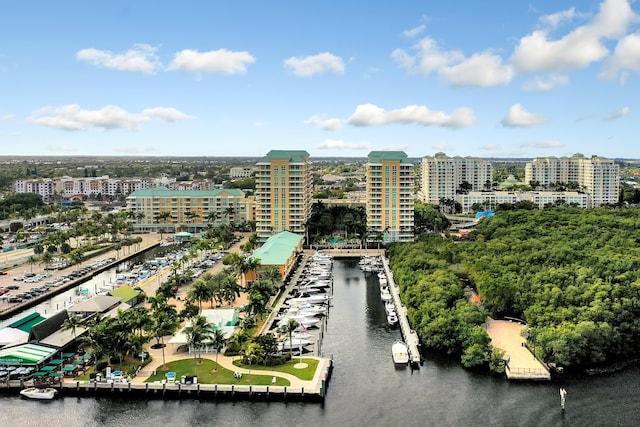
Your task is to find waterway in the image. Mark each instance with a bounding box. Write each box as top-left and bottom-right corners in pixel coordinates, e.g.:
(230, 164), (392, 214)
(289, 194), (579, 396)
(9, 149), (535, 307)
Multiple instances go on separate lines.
(2, 259), (640, 426)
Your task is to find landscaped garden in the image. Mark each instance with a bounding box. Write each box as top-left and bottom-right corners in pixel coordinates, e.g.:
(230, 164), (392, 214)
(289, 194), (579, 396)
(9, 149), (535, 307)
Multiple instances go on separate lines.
(144, 358), (291, 386)
(232, 357), (318, 381)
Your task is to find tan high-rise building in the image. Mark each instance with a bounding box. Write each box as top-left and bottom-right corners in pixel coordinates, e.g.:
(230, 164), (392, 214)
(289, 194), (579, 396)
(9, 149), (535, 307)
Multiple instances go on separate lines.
(420, 153), (493, 205)
(367, 151), (414, 243)
(256, 150), (312, 242)
(525, 154), (619, 206)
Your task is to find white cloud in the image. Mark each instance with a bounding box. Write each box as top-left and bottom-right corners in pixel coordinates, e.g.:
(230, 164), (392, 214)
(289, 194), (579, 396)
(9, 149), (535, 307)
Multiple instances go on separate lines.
(604, 106), (630, 120)
(402, 25), (426, 39)
(76, 44), (160, 74)
(347, 103), (476, 129)
(521, 140), (564, 148)
(303, 115), (343, 130)
(168, 49), (255, 74)
(479, 143), (499, 151)
(539, 7), (578, 30)
(392, 37), (512, 87)
(501, 104), (546, 127)
(27, 104), (192, 131)
(600, 32), (640, 79)
(317, 139), (369, 150)
(384, 144), (409, 151)
(522, 74), (569, 91)
(1, 113), (15, 121)
(46, 144), (79, 152)
(141, 107), (195, 122)
(114, 145), (159, 154)
(512, 0), (636, 73)
(440, 52), (514, 87)
(284, 52), (345, 77)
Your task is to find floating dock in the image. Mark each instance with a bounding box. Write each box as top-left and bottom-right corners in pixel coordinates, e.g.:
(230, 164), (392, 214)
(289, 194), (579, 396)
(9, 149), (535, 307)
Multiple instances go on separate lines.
(381, 258), (422, 367)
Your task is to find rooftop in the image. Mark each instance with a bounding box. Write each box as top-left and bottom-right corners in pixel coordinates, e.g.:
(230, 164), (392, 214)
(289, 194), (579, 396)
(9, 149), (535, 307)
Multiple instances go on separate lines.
(251, 231), (304, 265)
(260, 150), (310, 163)
(368, 151), (412, 164)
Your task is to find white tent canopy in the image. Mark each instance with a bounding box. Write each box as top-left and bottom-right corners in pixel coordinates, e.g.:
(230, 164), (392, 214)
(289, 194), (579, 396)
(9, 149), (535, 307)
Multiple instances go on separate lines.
(0, 327), (29, 348)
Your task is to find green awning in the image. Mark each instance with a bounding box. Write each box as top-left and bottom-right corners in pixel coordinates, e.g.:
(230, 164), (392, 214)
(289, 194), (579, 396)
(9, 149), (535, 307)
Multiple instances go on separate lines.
(82, 354), (93, 360)
(62, 353), (75, 358)
(40, 365), (56, 371)
(49, 372), (62, 377)
(0, 343), (56, 365)
(62, 365), (77, 371)
(73, 360), (84, 365)
(33, 371), (48, 377)
(8, 312), (46, 333)
(48, 359), (63, 365)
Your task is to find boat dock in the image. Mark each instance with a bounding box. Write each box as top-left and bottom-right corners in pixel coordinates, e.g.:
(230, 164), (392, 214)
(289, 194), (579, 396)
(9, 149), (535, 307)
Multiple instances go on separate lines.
(381, 258), (422, 367)
(486, 318), (550, 380)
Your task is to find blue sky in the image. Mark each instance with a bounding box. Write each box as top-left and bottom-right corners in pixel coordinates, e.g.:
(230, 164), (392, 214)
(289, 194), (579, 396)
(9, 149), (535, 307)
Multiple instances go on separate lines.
(1, 0), (639, 159)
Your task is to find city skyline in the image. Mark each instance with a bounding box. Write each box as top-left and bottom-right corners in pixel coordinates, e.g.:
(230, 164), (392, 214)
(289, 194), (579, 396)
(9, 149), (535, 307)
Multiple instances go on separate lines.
(1, 0), (639, 158)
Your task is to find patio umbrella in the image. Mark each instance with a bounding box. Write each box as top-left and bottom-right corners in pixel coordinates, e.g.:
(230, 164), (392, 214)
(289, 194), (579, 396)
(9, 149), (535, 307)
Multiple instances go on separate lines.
(48, 359), (64, 365)
(33, 371), (48, 377)
(72, 360), (84, 366)
(62, 352), (75, 359)
(62, 365), (77, 372)
(48, 372), (62, 377)
(40, 365), (56, 371)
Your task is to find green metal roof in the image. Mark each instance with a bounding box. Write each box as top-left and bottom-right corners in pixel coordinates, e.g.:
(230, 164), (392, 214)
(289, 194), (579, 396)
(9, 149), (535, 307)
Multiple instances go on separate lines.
(109, 285), (139, 303)
(260, 150), (310, 163)
(9, 312), (46, 333)
(0, 343), (56, 365)
(251, 231), (303, 265)
(128, 187), (245, 198)
(368, 150), (411, 163)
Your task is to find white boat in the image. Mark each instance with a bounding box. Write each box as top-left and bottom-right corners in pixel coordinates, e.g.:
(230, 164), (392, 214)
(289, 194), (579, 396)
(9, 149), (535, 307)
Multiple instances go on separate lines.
(387, 312), (398, 326)
(385, 302), (395, 314)
(287, 294), (331, 305)
(392, 341), (409, 365)
(380, 291), (392, 302)
(19, 387), (58, 400)
(279, 338), (313, 349)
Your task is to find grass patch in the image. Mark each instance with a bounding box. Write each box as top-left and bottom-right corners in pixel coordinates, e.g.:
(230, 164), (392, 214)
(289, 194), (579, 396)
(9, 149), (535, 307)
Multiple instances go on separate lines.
(75, 355), (151, 381)
(232, 357), (318, 381)
(144, 358), (290, 386)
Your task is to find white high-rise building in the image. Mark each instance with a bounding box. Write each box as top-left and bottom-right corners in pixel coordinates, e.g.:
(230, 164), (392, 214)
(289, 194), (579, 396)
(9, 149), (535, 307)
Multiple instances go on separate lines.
(420, 153), (493, 205)
(525, 154), (619, 206)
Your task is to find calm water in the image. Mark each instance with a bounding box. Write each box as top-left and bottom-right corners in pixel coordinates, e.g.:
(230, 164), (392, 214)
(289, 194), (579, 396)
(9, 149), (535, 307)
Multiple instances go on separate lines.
(2, 259), (639, 427)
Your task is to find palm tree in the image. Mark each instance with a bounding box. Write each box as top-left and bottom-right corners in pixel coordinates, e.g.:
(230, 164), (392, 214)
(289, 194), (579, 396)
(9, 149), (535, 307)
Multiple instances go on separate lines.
(210, 328), (227, 367)
(151, 310), (179, 369)
(184, 315), (214, 374)
(61, 313), (83, 338)
(263, 265), (282, 290)
(188, 279), (212, 312)
(283, 318), (299, 353)
(155, 211), (172, 238)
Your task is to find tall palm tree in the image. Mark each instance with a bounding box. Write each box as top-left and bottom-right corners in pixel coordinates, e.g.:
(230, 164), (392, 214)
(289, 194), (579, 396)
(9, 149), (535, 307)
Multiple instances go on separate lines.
(184, 315), (214, 373)
(151, 310), (180, 369)
(61, 313), (83, 338)
(283, 318), (299, 353)
(210, 328), (227, 367)
(188, 279), (212, 312)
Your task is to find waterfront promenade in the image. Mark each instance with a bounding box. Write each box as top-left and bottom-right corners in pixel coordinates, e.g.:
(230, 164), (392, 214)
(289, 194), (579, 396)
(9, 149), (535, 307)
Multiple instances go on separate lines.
(486, 318), (551, 380)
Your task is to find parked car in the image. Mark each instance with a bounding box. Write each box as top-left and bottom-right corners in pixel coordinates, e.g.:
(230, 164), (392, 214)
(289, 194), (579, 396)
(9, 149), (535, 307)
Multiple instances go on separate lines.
(0, 271), (8, 275)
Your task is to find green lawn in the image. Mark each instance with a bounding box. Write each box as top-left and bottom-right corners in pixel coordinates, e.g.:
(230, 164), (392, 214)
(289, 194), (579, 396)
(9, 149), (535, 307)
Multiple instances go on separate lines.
(232, 357), (318, 381)
(144, 358), (290, 386)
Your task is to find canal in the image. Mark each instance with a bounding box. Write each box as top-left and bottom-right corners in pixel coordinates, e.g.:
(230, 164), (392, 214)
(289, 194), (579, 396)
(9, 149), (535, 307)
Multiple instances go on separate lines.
(1, 259), (639, 426)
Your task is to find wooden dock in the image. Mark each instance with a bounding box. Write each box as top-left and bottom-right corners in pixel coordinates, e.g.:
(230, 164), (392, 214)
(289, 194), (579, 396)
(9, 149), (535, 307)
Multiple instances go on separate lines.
(381, 258), (422, 367)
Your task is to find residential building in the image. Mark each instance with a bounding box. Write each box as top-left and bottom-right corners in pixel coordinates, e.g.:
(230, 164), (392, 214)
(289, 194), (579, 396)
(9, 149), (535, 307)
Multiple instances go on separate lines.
(12, 178), (56, 201)
(525, 154), (619, 206)
(243, 231), (304, 287)
(420, 153), (493, 205)
(367, 151), (414, 243)
(125, 187), (246, 233)
(255, 150), (312, 242)
(229, 166), (257, 179)
(456, 191), (589, 214)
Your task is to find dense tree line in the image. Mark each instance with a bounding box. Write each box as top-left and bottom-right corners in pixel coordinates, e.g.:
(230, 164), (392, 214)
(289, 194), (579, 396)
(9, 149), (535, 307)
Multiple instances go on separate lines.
(393, 208), (640, 371)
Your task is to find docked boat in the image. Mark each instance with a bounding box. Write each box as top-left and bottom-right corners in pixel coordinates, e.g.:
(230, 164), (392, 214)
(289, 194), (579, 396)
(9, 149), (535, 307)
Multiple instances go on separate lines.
(392, 341), (409, 365)
(19, 387), (58, 400)
(387, 312), (398, 326)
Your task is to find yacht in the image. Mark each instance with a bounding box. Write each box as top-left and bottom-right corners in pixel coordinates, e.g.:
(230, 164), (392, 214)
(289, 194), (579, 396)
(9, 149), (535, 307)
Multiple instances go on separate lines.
(392, 341), (409, 365)
(20, 387), (58, 400)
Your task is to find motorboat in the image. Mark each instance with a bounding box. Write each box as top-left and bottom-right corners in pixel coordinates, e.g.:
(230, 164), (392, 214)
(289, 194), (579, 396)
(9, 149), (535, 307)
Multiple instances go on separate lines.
(287, 294), (331, 305)
(19, 387), (58, 400)
(392, 341), (409, 365)
(387, 312), (398, 326)
(380, 290), (392, 302)
(385, 302), (396, 315)
(279, 338), (313, 350)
